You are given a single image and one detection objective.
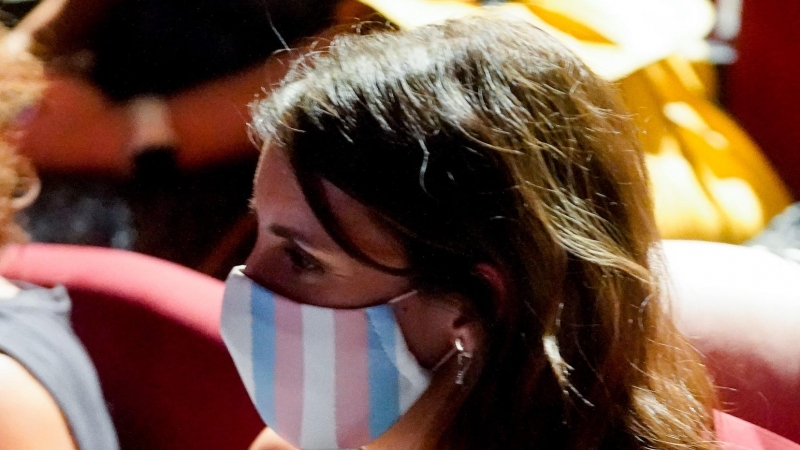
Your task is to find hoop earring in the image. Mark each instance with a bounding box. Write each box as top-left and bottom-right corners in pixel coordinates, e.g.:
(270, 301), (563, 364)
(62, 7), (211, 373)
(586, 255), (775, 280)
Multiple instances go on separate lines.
(454, 338), (473, 385)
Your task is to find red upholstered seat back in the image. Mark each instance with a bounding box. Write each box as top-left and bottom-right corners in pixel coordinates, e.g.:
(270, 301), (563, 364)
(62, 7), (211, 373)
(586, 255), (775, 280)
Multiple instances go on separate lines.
(716, 411), (800, 450)
(1, 243), (798, 447)
(0, 244), (263, 450)
(663, 241), (800, 445)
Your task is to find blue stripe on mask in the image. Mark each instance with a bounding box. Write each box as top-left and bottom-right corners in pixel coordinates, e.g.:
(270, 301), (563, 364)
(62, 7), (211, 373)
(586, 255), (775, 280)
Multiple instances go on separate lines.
(366, 305), (400, 439)
(251, 284), (277, 427)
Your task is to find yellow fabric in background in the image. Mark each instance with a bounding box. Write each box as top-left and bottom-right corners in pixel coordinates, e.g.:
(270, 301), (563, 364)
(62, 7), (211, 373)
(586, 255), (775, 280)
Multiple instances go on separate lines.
(624, 58), (791, 242)
(358, 0), (793, 242)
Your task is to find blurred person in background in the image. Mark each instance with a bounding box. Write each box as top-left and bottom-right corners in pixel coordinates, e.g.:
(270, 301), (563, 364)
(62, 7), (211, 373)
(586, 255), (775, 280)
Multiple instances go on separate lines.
(0, 0), (377, 278)
(4, 0), (796, 278)
(5, 0), (796, 282)
(0, 24), (118, 450)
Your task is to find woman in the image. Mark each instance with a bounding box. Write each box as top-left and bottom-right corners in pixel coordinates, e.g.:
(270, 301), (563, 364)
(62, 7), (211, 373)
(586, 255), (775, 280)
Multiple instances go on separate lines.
(222, 14), (726, 450)
(0, 26), (119, 450)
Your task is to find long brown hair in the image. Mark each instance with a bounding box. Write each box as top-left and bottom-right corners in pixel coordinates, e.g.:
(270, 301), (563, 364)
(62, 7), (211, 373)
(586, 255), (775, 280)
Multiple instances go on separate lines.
(252, 14), (716, 450)
(0, 25), (42, 245)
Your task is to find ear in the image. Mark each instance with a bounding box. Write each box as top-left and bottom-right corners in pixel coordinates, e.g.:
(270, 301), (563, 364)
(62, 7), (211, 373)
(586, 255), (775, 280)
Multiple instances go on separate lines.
(444, 297), (486, 387)
(447, 262), (507, 355)
(473, 262), (508, 311)
(449, 319), (481, 358)
(397, 263), (507, 368)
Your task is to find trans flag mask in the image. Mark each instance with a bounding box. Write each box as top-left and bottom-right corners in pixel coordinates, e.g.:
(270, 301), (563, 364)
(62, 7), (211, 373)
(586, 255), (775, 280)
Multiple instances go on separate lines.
(220, 266), (432, 449)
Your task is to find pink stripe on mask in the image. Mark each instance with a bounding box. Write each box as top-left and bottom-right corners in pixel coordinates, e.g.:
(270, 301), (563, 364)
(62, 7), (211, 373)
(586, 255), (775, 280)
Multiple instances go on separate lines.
(334, 309), (371, 447)
(274, 296), (304, 445)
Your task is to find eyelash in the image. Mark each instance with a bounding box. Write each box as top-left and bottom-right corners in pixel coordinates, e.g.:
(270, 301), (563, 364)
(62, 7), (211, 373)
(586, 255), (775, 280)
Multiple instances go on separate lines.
(284, 244), (324, 275)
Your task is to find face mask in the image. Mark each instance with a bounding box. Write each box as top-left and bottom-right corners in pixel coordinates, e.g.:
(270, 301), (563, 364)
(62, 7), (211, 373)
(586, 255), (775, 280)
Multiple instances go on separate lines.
(220, 266), (434, 450)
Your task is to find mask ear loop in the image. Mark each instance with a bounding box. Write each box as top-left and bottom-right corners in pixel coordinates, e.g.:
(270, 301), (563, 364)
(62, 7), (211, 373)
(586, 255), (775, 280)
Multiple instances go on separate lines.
(389, 291), (475, 384)
(388, 289), (418, 304)
(431, 345), (458, 373)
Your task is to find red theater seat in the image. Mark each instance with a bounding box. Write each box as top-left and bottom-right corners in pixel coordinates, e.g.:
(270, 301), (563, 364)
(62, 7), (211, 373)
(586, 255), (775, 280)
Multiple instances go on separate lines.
(0, 243), (797, 448)
(665, 241), (800, 444)
(716, 412), (800, 450)
(0, 244), (263, 450)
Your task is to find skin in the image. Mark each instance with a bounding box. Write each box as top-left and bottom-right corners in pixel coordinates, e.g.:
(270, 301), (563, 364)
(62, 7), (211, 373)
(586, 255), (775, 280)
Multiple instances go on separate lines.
(7, 0), (377, 175)
(13, 62), (281, 175)
(0, 31), (78, 448)
(7, 0), (267, 173)
(240, 146), (800, 450)
(0, 279), (77, 450)
(244, 146), (485, 450)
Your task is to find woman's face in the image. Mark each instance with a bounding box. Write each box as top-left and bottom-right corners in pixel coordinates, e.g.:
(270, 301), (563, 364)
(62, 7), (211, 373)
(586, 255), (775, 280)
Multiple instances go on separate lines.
(244, 146), (460, 368)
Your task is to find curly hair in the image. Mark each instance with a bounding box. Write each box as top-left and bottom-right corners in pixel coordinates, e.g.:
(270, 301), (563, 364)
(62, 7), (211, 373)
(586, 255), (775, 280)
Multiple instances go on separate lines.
(0, 25), (43, 245)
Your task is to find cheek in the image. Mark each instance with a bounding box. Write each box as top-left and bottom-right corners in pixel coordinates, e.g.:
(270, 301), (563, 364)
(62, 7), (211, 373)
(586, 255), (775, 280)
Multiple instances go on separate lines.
(393, 298), (459, 369)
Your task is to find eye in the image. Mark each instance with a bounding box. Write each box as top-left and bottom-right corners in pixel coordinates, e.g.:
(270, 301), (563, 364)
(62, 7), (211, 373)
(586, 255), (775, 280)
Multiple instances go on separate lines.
(284, 244), (324, 275)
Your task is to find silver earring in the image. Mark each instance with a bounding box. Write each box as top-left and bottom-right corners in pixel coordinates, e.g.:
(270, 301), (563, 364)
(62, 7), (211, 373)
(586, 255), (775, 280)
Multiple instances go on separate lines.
(454, 338), (473, 385)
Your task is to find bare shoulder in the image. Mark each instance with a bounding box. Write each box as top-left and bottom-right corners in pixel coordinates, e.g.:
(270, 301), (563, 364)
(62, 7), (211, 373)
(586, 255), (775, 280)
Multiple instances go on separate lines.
(249, 427), (297, 450)
(0, 276), (20, 299)
(0, 354), (77, 450)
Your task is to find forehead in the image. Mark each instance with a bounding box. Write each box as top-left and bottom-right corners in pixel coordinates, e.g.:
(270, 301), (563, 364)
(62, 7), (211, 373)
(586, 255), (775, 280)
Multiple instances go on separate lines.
(252, 146), (407, 268)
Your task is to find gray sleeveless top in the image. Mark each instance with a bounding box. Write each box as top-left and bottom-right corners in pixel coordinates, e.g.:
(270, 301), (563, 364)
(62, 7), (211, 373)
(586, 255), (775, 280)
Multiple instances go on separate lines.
(0, 283), (119, 450)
